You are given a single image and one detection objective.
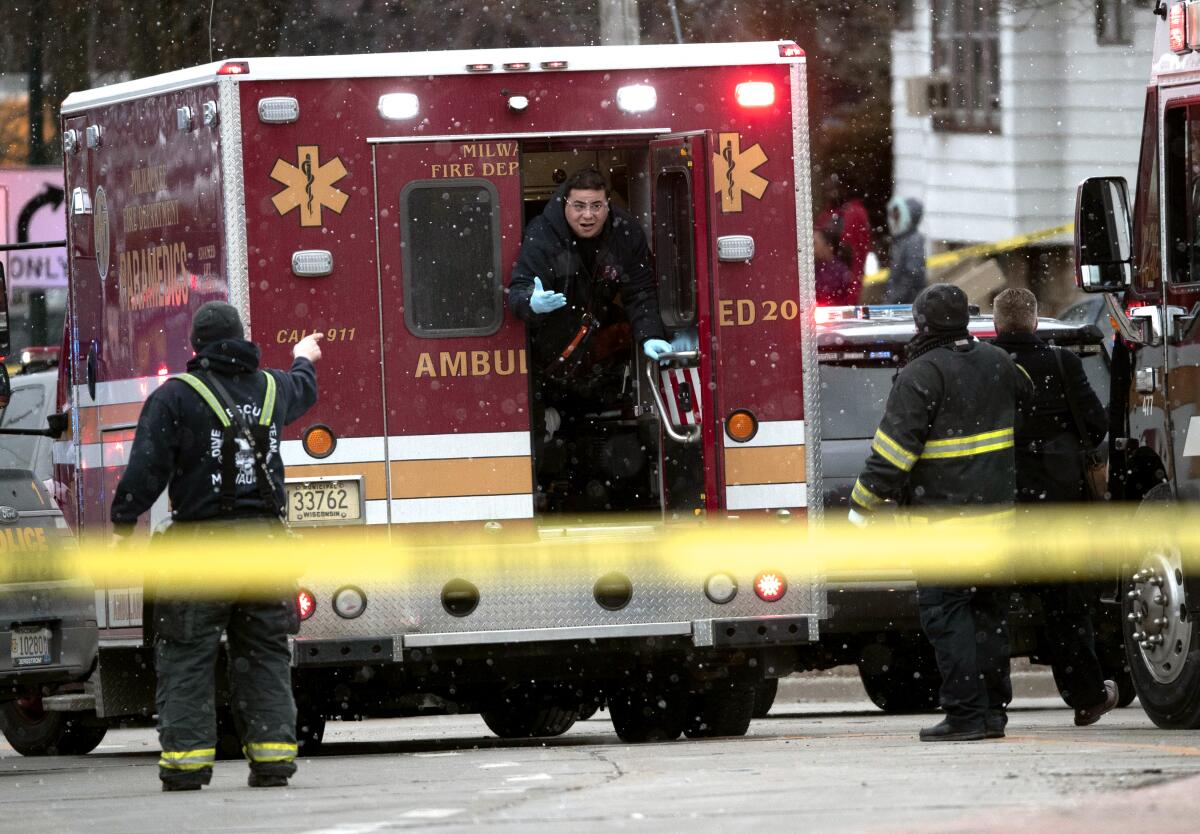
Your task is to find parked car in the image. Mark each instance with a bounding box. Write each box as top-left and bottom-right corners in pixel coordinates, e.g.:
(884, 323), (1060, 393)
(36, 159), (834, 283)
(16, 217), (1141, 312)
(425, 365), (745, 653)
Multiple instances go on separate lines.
(0, 373), (101, 755)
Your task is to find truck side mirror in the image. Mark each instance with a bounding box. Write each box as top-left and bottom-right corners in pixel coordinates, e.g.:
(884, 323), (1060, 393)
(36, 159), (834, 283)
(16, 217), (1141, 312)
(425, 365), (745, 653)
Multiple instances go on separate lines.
(1074, 176), (1134, 293)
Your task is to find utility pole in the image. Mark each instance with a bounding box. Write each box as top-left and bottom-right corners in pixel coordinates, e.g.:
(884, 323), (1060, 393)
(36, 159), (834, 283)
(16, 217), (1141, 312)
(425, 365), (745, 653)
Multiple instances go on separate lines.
(599, 0), (640, 45)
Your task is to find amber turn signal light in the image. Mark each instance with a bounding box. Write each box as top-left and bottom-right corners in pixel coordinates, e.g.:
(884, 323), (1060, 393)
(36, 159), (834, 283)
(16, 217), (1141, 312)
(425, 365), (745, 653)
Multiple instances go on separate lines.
(725, 410), (758, 443)
(303, 425), (336, 459)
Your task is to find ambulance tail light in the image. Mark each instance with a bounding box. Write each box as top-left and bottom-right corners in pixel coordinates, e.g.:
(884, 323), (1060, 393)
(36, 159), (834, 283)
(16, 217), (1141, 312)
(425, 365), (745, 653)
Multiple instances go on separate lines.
(778, 42), (805, 58)
(303, 425), (337, 459)
(754, 571), (787, 602)
(736, 82), (775, 108)
(378, 93), (419, 120)
(725, 410), (758, 443)
(217, 61), (250, 76)
(296, 588), (316, 621)
(616, 85), (657, 113)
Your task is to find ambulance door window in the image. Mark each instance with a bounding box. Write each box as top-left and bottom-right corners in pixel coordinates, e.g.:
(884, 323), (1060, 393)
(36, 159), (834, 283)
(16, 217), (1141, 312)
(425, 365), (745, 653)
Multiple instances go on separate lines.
(1163, 104), (1200, 285)
(1132, 89), (1160, 294)
(653, 170), (696, 327)
(400, 179), (503, 337)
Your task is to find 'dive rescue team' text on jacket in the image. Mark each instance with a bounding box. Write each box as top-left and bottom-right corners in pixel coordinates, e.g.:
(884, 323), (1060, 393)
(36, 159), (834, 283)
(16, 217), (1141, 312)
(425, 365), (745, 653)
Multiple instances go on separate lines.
(851, 338), (1033, 515)
(110, 338), (317, 531)
(507, 184), (664, 369)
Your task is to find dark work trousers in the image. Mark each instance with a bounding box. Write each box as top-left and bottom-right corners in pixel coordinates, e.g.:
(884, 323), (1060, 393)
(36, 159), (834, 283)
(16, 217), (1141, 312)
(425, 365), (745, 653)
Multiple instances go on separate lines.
(152, 520), (298, 787)
(1028, 583), (1109, 710)
(918, 585), (1012, 728)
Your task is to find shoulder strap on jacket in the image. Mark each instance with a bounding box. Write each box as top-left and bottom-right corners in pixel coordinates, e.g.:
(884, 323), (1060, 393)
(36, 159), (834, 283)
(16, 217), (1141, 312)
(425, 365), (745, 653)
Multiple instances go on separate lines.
(172, 373), (231, 427)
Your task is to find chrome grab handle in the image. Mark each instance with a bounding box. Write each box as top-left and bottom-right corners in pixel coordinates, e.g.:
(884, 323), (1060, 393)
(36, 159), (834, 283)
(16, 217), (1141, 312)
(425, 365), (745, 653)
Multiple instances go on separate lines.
(644, 351), (701, 445)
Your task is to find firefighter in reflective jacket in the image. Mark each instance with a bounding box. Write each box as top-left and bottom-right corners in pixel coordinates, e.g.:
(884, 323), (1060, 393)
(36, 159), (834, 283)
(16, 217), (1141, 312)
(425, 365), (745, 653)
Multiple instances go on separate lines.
(110, 301), (322, 791)
(848, 284), (1032, 743)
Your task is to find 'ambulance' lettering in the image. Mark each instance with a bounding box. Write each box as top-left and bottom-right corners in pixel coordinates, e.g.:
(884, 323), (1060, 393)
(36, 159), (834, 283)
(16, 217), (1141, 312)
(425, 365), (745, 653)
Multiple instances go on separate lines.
(415, 349), (527, 378)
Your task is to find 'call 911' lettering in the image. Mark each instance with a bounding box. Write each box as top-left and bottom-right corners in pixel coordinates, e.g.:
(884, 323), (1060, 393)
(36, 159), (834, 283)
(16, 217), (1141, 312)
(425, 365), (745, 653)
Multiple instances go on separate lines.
(277, 328), (356, 343)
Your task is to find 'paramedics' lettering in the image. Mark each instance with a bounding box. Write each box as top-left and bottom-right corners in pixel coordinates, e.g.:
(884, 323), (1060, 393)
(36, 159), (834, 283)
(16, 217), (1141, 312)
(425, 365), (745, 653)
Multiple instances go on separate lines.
(118, 241), (191, 310)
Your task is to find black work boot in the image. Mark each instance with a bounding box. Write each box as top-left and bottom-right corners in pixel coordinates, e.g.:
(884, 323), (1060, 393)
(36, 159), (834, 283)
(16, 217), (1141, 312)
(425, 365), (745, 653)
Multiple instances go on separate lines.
(248, 773), (289, 788)
(984, 710), (1007, 739)
(918, 719), (986, 742)
(161, 782), (203, 792)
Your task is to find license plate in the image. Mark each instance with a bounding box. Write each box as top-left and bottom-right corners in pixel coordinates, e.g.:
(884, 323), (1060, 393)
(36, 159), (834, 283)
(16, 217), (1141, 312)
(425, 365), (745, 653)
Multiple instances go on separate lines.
(11, 626), (52, 668)
(286, 479), (362, 524)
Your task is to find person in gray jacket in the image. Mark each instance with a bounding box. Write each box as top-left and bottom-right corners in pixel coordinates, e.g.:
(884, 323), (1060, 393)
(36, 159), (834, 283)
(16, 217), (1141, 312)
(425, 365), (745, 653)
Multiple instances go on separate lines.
(885, 196), (926, 304)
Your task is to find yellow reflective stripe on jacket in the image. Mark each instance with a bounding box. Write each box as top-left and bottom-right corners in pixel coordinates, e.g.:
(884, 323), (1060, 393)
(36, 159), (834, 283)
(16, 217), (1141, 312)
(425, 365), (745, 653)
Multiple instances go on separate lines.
(174, 373), (231, 427)
(871, 429), (918, 472)
(259, 373), (276, 426)
(159, 748), (216, 770)
(920, 428), (1014, 460)
(851, 479), (884, 510)
(244, 741), (298, 762)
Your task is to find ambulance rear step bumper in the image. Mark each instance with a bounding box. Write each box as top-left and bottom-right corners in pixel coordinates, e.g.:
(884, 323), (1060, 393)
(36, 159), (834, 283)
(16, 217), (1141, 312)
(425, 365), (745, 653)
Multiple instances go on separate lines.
(291, 616), (818, 667)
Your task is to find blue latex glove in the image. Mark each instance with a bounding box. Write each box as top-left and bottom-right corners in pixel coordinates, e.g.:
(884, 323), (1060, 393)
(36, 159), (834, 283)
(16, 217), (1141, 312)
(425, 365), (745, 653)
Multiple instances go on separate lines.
(643, 338), (673, 361)
(529, 277), (567, 314)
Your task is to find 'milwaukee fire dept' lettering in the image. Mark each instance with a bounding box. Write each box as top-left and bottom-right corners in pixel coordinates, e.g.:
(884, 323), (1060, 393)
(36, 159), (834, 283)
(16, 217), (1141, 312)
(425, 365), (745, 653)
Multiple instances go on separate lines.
(117, 241), (190, 310)
(415, 349), (527, 378)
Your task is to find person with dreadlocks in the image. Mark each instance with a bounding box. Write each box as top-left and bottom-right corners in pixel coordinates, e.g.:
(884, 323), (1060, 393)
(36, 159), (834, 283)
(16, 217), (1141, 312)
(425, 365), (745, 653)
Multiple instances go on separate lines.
(848, 284), (1031, 742)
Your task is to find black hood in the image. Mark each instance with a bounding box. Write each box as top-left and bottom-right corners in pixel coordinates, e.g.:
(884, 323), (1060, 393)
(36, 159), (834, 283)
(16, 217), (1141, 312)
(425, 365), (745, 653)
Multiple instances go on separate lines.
(186, 338), (261, 376)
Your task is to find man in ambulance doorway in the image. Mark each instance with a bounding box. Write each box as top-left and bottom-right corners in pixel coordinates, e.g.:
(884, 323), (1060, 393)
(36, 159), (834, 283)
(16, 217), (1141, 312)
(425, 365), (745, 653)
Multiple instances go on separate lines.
(508, 166), (687, 507)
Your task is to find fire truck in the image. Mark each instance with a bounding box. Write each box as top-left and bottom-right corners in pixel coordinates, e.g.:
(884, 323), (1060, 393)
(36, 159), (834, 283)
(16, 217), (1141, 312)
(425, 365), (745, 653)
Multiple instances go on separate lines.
(0, 41), (828, 754)
(1074, 0), (1200, 729)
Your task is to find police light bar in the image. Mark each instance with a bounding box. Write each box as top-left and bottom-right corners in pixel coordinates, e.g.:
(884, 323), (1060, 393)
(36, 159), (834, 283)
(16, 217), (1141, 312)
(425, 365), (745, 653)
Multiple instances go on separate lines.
(616, 85), (657, 113)
(736, 82), (775, 108)
(378, 93), (419, 120)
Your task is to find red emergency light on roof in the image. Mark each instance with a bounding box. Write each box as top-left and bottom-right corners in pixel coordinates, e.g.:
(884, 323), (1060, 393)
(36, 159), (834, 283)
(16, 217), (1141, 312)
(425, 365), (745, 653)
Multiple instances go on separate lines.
(540, 60), (569, 70)
(1171, 2), (1190, 54)
(217, 61), (250, 76)
(778, 42), (804, 58)
(467, 63), (494, 72)
(503, 62), (531, 71)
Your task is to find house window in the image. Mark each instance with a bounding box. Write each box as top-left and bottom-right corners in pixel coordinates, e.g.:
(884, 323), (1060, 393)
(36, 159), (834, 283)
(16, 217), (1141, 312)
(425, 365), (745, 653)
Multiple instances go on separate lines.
(400, 180), (503, 338)
(1096, 0), (1131, 46)
(931, 0), (1000, 133)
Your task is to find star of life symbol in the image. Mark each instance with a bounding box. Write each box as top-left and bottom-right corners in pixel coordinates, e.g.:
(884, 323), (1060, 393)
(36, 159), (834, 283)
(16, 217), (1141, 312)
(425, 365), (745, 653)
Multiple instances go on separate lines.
(712, 132), (769, 213)
(271, 145), (349, 227)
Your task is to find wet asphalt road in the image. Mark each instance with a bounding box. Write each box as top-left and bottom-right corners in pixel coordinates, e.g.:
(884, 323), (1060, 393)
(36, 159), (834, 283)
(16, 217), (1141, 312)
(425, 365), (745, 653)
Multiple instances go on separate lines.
(3, 689), (1200, 834)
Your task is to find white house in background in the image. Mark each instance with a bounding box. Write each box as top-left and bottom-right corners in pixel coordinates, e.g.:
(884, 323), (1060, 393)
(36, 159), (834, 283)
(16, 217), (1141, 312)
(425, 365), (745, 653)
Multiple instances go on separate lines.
(891, 0), (1156, 285)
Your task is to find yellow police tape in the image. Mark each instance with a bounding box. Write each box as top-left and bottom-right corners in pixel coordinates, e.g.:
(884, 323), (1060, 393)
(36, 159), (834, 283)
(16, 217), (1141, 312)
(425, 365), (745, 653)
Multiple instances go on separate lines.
(863, 222), (1074, 287)
(2, 505), (1195, 595)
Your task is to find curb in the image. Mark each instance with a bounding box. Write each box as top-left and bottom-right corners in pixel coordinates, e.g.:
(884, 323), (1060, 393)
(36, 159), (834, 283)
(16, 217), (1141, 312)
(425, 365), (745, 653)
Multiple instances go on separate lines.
(777, 667), (1060, 703)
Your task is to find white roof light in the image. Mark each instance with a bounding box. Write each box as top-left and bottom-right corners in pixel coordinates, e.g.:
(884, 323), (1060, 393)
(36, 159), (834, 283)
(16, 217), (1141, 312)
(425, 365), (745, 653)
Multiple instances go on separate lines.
(616, 84), (656, 113)
(292, 250), (334, 277)
(378, 92), (419, 120)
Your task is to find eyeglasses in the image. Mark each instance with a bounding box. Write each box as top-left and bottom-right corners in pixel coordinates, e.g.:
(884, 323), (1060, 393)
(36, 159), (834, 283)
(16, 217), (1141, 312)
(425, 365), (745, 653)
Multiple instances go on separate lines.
(567, 200), (608, 214)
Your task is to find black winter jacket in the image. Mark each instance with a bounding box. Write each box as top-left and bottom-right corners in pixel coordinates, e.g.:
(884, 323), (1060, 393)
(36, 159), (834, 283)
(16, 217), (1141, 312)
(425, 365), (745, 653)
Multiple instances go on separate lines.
(851, 338), (1033, 515)
(992, 331), (1106, 503)
(110, 339), (317, 531)
(507, 185), (664, 370)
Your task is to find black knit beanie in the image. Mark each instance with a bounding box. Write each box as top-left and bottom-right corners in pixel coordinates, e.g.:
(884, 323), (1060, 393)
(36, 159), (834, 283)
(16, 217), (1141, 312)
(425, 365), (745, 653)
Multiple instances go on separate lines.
(190, 301), (244, 350)
(912, 284), (969, 336)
